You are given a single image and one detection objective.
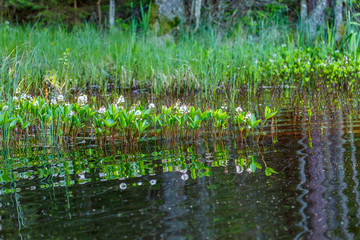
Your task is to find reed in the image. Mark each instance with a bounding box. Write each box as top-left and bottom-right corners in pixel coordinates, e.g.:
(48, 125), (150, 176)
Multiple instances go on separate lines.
(2, 16), (359, 101)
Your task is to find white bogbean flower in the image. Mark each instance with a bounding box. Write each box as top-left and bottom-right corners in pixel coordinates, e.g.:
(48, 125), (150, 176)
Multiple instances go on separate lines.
(50, 98), (57, 105)
(244, 111), (252, 121)
(135, 110), (142, 116)
(98, 107), (106, 114)
(178, 104), (188, 114)
(117, 95), (125, 104)
(174, 100), (181, 109)
(57, 94), (64, 102)
(148, 103), (156, 109)
(235, 107), (243, 114)
(221, 105), (227, 110)
(77, 94), (88, 106)
(20, 93), (32, 100)
(13, 96), (18, 102)
(69, 110), (74, 117)
(2, 105), (8, 111)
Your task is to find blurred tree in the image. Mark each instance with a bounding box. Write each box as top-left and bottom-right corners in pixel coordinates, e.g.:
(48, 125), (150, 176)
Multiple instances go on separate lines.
(109, 0), (115, 27)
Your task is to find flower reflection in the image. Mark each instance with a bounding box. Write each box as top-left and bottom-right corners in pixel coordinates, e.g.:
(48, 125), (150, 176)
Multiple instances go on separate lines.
(181, 173), (189, 181)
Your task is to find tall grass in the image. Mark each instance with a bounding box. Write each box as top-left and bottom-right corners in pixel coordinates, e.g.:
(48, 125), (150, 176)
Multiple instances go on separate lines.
(0, 19), (289, 95)
(0, 15), (360, 100)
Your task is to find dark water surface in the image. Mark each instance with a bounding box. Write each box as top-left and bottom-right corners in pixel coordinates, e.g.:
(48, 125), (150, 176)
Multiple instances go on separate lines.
(1, 110), (360, 239)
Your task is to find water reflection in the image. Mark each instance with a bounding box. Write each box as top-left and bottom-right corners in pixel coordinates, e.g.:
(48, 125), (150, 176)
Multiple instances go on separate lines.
(1, 110), (360, 238)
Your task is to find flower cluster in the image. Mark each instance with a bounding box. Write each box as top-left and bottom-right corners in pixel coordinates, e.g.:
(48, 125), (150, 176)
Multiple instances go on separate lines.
(77, 94), (88, 106)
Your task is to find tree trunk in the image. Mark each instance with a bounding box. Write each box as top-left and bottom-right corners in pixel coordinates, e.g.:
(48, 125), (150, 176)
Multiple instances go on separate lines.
(194, 0), (202, 32)
(300, 0), (307, 23)
(109, 0), (115, 27)
(74, 0), (78, 25)
(334, 0), (343, 43)
(155, 0), (185, 21)
(308, 0), (328, 37)
(301, 0), (328, 39)
(97, 0), (102, 25)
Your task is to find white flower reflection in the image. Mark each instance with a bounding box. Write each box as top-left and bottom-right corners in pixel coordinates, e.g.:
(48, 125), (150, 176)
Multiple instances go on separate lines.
(119, 182), (127, 190)
(181, 173), (189, 181)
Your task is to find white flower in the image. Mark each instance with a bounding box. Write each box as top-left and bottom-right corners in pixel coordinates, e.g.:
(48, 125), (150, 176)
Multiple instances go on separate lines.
(174, 100), (181, 109)
(148, 103), (156, 109)
(98, 107), (106, 114)
(50, 98), (57, 105)
(13, 96), (18, 102)
(235, 107), (243, 114)
(281, 44), (286, 47)
(135, 110), (141, 116)
(246, 168), (253, 173)
(150, 179), (157, 185)
(33, 101), (39, 106)
(269, 59), (274, 63)
(2, 105), (8, 111)
(20, 93), (31, 100)
(117, 95), (125, 104)
(221, 105), (227, 110)
(57, 95), (64, 102)
(244, 111), (252, 121)
(236, 166), (244, 174)
(77, 94), (87, 106)
(69, 110), (74, 117)
(181, 174), (189, 181)
(178, 104), (188, 114)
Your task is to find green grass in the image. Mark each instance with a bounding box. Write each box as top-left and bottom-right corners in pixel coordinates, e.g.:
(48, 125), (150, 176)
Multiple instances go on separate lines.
(0, 16), (360, 101)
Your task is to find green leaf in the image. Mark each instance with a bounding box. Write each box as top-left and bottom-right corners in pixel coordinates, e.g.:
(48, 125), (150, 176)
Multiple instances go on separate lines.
(9, 119), (17, 128)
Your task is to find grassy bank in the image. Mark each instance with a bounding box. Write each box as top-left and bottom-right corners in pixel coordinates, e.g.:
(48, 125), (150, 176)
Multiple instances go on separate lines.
(2, 19), (360, 101)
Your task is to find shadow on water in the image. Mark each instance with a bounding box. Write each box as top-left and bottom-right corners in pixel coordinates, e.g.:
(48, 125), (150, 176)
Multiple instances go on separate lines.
(2, 107), (360, 239)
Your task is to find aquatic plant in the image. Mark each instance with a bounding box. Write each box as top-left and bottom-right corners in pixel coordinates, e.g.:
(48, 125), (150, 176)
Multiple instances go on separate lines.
(0, 95), (278, 146)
